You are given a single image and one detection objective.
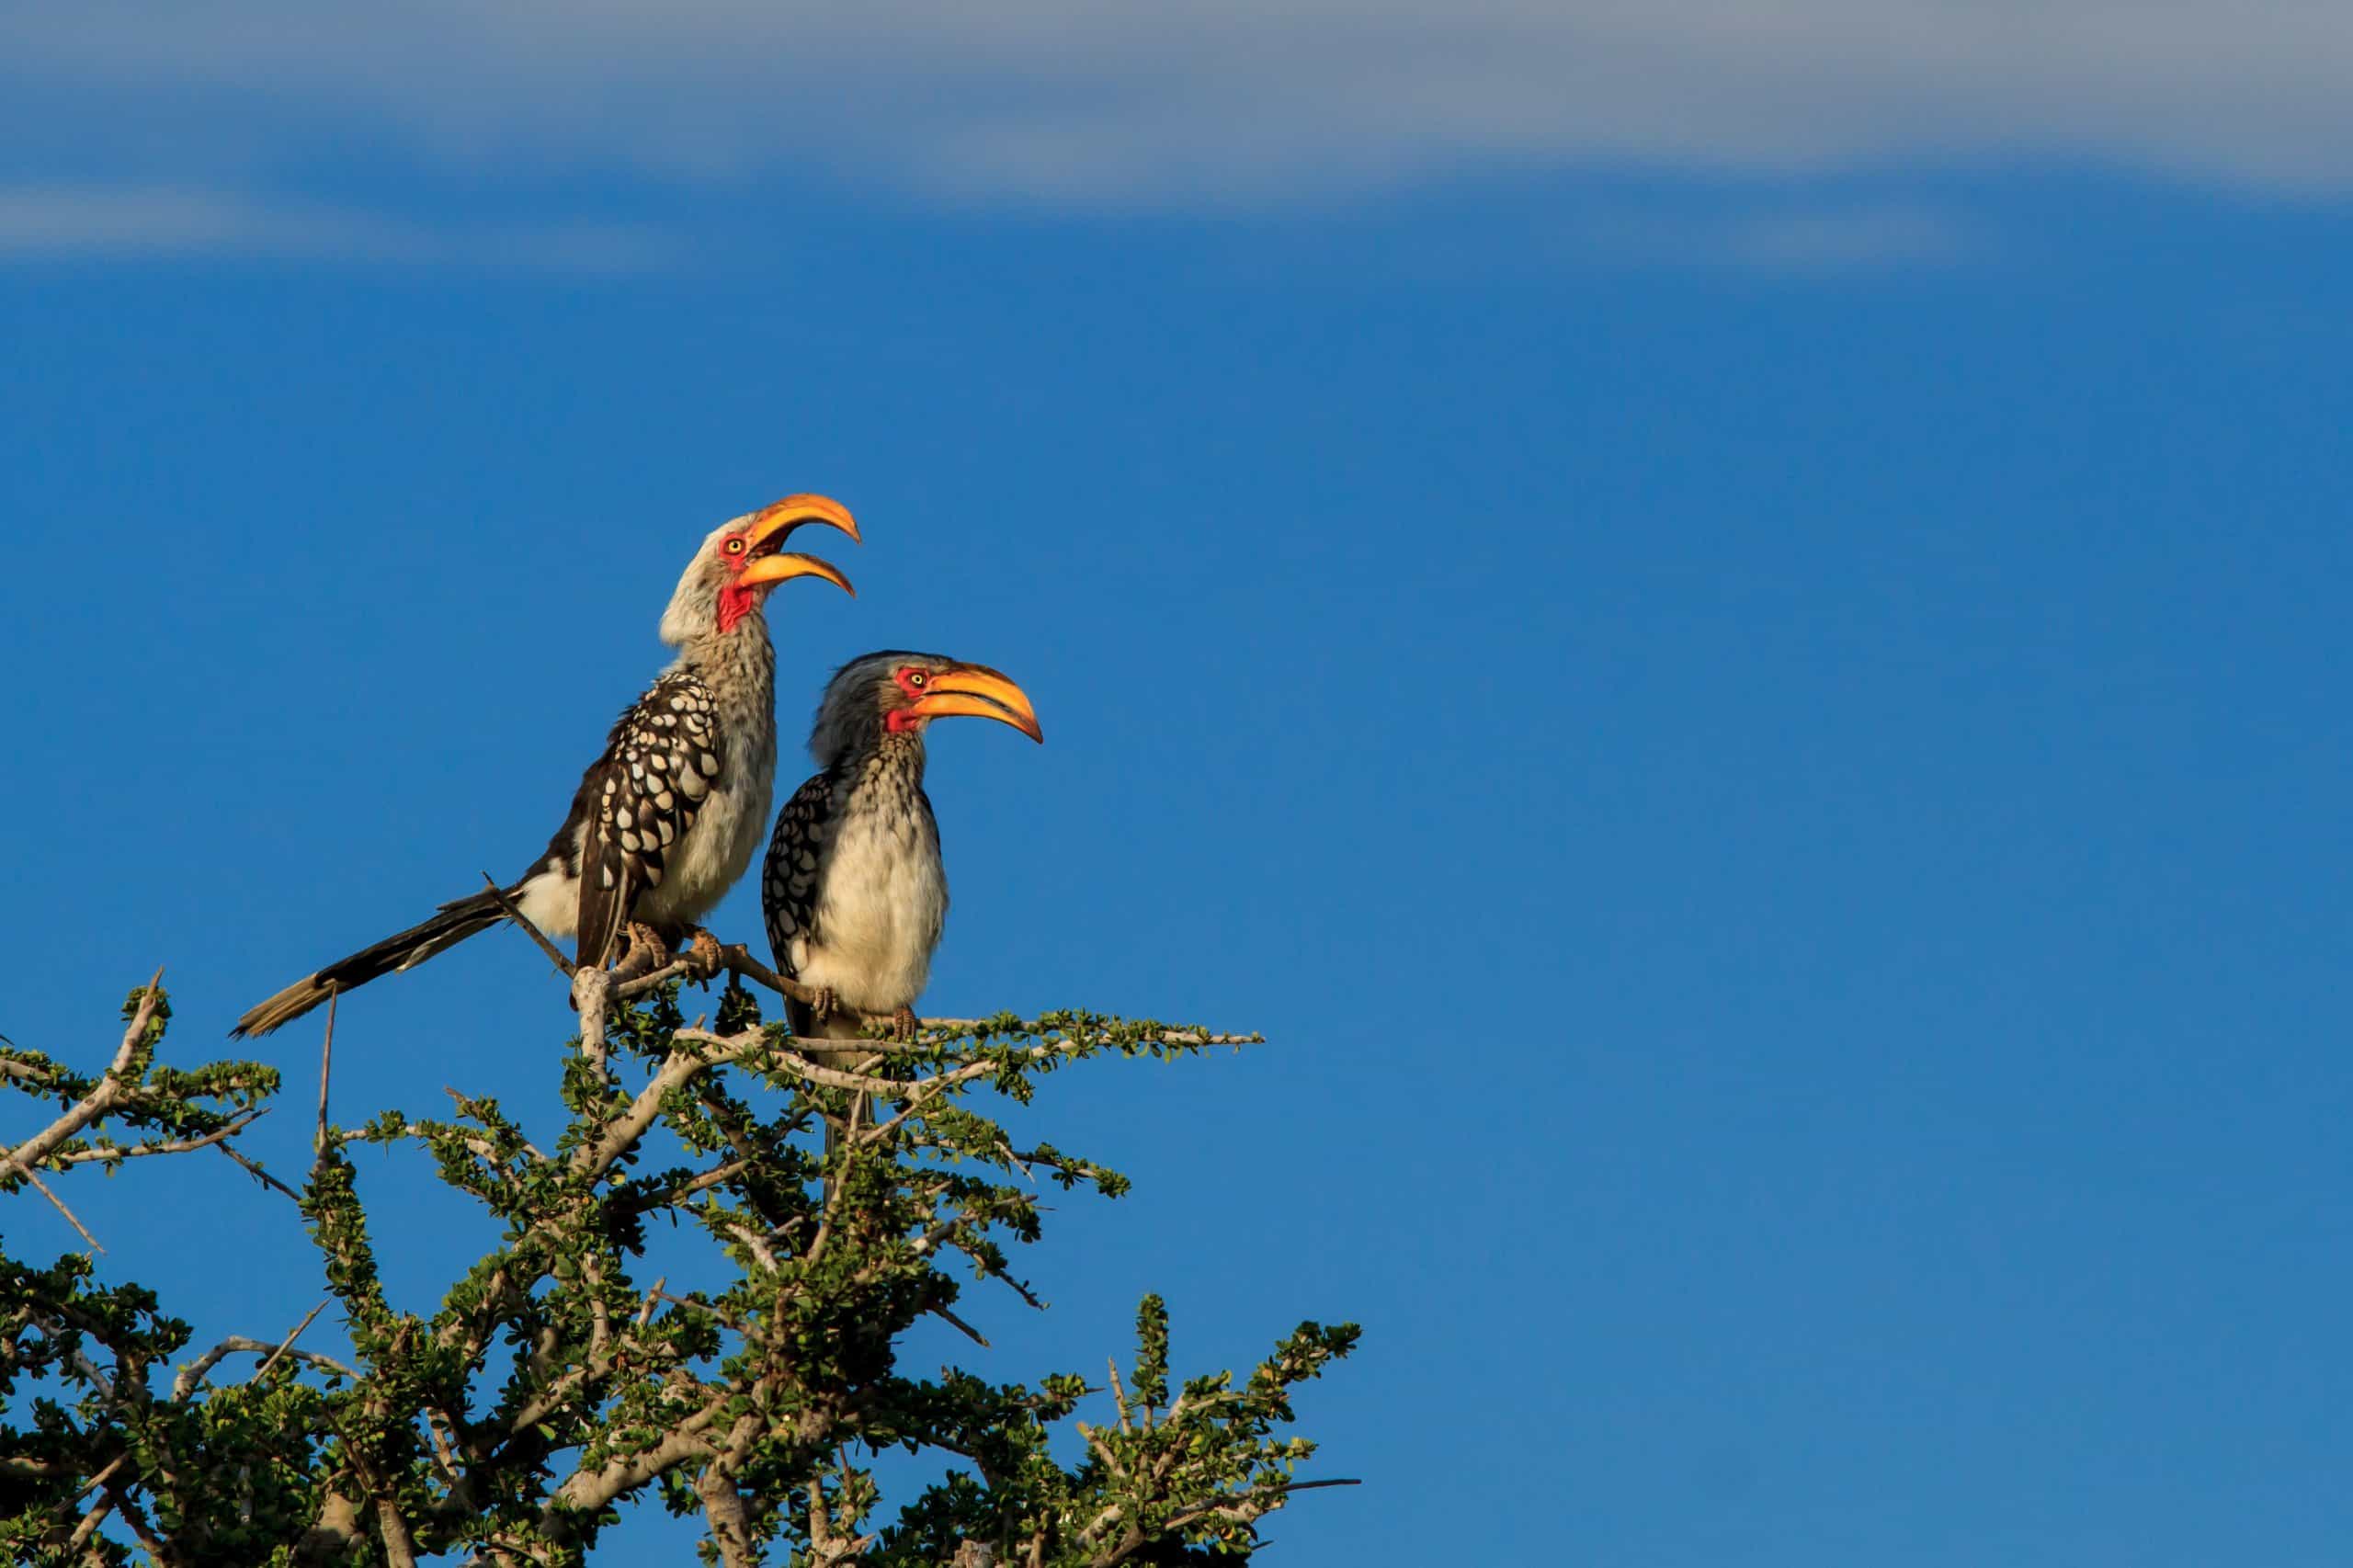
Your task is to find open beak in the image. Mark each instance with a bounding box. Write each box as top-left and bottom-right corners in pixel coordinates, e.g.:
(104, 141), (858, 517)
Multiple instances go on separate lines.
(744, 494), (860, 551)
(738, 551), (855, 597)
(737, 495), (859, 597)
(910, 665), (1043, 743)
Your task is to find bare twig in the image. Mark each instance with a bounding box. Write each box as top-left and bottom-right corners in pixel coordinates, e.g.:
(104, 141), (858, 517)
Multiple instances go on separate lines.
(723, 1222), (779, 1273)
(483, 873), (574, 980)
(929, 1303), (992, 1349)
(215, 1140), (302, 1201)
(650, 1287), (745, 1332)
(252, 1301), (332, 1382)
(423, 1411), (472, 1510)
(571, 1034), (717, 1179)
(69, 1453), (130, 1505)
(23, 1165), (100, 1252)
(105, 1479), (167, 1560)
(1157, 1477), (1362, 1537)
(174, 1302), (353, 1398)
(1080, 1426), (1126, 1481)
(313, 989), (338, 1177)
(29, 1313), (117, 1401)
(611, 1158), (751, 1216)
(1108, 1359), (1133, 1436)
(65, 1471), (122, 1555)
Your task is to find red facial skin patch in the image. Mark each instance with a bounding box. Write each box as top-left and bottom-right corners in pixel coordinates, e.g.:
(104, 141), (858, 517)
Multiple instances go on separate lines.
(716, 583), (758, 633)
(713, 533), (759, 633)
(885, 667), (934, 732)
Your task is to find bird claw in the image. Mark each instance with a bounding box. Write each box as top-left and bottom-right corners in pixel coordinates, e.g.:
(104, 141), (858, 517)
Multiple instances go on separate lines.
(682, 927), (725, 981)
(888, 1006), (921, 1041)
(804, 985), (837, 1024)
(617, 922), (670, 975)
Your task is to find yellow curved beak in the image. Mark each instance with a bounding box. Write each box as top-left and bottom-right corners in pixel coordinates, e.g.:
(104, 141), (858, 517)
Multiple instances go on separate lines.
(739, 551), (855, 597)
(743, 493), (860, 551)
(910, 666), (1043, 743)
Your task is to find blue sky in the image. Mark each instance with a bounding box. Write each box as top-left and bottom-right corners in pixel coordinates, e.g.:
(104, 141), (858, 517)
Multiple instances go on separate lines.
(6, 7), (2353, 1564)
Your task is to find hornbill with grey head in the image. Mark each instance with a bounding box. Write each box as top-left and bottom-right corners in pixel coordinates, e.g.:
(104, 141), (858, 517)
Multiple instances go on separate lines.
(232, 495), (860, 1038)
(761, 653), (1043, 1074)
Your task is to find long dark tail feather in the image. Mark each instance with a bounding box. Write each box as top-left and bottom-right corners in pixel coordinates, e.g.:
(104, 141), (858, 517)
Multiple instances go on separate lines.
(232, 889), (509, 1038)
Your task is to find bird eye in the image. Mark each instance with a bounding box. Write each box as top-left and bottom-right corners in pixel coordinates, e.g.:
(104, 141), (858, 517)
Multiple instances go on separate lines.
(906, 671), (926, 687)
(724, 538), (747, 555)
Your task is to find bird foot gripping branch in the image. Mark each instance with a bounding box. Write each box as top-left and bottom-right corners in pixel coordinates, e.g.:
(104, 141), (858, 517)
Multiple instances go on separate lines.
(615, 922), (673, 983)
(683, 927), (727, 981)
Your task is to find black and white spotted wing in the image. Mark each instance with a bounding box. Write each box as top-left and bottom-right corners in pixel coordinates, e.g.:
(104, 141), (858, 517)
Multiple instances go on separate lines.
(760, 769), (837, 980)
(563, 670), (726, 970)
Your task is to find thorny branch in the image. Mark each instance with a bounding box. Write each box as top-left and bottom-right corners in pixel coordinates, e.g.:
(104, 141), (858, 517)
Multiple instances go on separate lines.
(45, 1108), (268, 1168)
(173, 1302), (352, 1398)
(0, 974), (165, 1184)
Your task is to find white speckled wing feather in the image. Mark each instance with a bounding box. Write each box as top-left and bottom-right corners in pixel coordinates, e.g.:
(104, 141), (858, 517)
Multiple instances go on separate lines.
(567, 670), (727, 969)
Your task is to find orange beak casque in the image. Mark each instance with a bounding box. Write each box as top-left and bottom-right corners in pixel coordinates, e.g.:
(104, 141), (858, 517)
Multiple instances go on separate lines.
(709, 494), (859, 634)
(737, 494), (860, 597)
(907, 665), (1043, 743)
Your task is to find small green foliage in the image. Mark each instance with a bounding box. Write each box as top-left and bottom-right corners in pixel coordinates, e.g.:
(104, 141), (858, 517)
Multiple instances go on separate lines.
(0, 982), (1353, 1564)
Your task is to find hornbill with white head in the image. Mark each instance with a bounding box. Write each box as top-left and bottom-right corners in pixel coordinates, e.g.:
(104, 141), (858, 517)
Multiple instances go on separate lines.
(233, 495), (860, 1038)
(761, 653), (1043, 1071)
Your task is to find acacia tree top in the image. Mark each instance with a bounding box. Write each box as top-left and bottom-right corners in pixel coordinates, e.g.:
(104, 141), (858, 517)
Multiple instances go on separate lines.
(0, 972), (1358, 1566)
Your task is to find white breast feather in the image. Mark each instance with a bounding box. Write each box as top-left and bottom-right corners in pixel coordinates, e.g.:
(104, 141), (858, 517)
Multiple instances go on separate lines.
(790, 806), (947, 1014)
(638, 771), (772, 927)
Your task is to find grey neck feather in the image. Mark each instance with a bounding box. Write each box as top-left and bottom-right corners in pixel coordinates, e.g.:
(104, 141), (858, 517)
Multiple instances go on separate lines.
(835, 726), (926, 790)
(676, 611), (778, 746)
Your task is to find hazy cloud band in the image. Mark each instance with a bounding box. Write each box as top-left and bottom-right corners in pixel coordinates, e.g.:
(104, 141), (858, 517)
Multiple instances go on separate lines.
(6, 1), (2353, 203)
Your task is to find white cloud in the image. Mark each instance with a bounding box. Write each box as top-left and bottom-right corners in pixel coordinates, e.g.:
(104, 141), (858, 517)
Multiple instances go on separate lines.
(0, 186), (675, 269)
(5, 2), (2353, 204)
